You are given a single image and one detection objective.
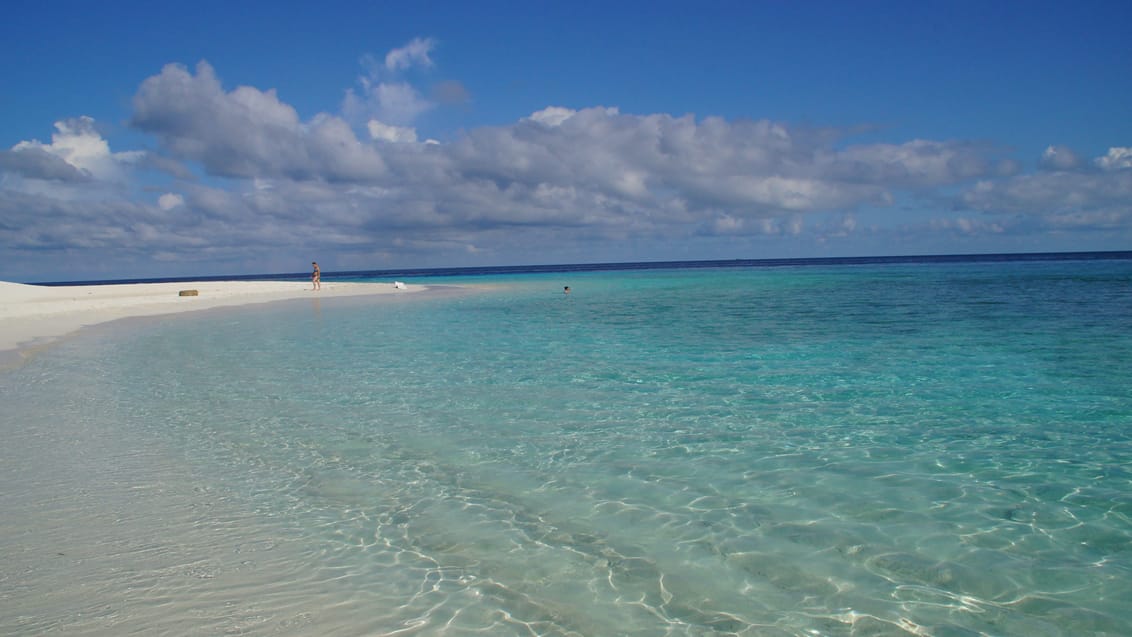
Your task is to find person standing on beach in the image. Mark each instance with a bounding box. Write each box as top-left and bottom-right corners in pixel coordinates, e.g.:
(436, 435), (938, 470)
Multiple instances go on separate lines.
(311, 262), (321, 290)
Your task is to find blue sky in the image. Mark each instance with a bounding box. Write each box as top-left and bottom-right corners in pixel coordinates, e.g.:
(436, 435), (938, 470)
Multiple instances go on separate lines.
(2, 0), (1130, 282)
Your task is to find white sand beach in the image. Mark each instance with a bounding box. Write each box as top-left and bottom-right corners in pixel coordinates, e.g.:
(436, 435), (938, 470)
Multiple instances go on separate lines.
(0, 279), (417, 360)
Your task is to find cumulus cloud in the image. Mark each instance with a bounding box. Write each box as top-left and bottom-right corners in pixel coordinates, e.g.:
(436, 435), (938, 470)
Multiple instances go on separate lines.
(526, 106), (580, 127)
(158, 193), (184, 210)
(0, 146), (89, 182)
(958, 146), (1132, 237)
(1040, 145), (1083, 171)
(384, 37), (436, 72)
(5, 48), (1129, 281)
(343, 39), (440, 127)
(131, 61), (385, 181)
(0, 189), (171, 254)
(1096, 147), (1132, 171)
(5, 91), (1017, 278)
(368, 120), (419, 143)
(930, 216), (1005, 235)
(125, 57), (1014, 248)
(444, 107), (992, 220)
(6, 116), (142, 182)
(370, 82), (433, 125)
(823, 139), (999, 187)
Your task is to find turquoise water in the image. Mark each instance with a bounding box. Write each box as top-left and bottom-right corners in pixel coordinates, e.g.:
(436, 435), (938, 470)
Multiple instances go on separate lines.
(3, 259), (1132, 635)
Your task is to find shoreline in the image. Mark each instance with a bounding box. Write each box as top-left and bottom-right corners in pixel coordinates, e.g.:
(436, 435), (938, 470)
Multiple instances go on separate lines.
(0, 279), (423, 367)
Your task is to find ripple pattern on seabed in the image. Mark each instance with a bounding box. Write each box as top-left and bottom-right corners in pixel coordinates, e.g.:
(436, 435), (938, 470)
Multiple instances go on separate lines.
(2, 260), (1131, 635)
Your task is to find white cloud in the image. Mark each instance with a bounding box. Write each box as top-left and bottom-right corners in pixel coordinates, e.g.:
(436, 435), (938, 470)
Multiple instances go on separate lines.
(0, 145), (88, 181)
(1040, 145), (1082, 170)
(526, 107), (577, 127)
(824, 138), (997, 187)
(1096, 147), (1132, 171)
(158, 193), (184, 210)
(955, 147), (1132, 242)
(343, 39), (439, 128)
(123, 83), (1024, 255)
(131, 61), (386, 181)
(11, 116), (142, 182)
(929, 216), (1005, 235)
(6, 53), (1130, 281)
(712, 214), (743, 233)
(447, 107), (979, 221)
(372, 82), (433, 125)
(343, 75), (432, 129)
(384, 37), (436, 72)
(367, 120), (419, 143)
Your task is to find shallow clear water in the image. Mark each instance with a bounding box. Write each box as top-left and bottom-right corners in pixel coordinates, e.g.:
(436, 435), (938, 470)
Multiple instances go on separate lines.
(3, 260), (1132, 635)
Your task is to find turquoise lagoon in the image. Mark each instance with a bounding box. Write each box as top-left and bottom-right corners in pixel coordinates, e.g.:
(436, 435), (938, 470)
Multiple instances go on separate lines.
(2, 256), (1131, 635)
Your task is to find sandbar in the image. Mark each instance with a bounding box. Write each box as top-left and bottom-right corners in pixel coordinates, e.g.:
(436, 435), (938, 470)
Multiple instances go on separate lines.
(0, 279), (420, 363)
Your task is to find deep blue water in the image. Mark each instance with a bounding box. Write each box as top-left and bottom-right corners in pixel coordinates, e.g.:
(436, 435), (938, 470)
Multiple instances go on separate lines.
(3, 254), (1131, 635)
(36, 250), (1132, 286)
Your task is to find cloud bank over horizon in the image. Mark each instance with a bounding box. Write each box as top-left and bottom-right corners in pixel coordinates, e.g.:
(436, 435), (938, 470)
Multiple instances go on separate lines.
(2, 36), (1130, 281)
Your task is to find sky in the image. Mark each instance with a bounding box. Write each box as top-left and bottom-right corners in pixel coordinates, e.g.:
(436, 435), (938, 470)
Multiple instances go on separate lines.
(1, 1), (1130, 282)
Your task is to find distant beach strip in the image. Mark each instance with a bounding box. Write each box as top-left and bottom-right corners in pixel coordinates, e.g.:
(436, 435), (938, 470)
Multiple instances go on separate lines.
(0, 279), (424, 366)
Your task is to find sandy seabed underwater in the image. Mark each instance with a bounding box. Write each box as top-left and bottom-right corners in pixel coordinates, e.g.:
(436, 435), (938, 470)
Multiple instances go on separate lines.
(3, 258), (1131, 636)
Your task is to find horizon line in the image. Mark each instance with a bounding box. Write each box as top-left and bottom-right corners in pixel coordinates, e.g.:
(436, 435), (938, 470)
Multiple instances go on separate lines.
(33, 249), (1132, 287)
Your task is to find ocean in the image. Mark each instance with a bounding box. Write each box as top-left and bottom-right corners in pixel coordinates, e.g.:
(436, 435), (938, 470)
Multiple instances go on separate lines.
(3, 254), (1131, 636)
